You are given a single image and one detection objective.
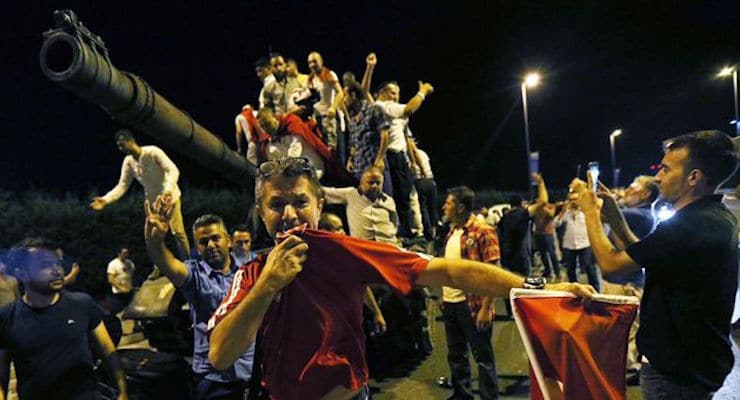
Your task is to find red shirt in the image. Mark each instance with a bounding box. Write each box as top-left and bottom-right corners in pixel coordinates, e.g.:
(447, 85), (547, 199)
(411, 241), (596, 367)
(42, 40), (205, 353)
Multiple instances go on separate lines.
(446, 215), (500, 318)
(209, 227), (430, 399)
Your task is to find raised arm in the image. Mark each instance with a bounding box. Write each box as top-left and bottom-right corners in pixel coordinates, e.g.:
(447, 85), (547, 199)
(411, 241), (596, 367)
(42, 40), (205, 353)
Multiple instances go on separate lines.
(64, 263), (81, 286)
(210, 235), (308, 370)
(402, 81), (434, 117)
(575, 180), (641, 274)
(361, 53), (377, 99)
(143, 195), (190, 287)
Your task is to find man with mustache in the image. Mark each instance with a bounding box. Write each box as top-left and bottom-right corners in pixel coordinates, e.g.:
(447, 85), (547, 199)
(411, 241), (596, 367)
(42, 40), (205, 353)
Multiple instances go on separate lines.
(144, 209), (254, 399)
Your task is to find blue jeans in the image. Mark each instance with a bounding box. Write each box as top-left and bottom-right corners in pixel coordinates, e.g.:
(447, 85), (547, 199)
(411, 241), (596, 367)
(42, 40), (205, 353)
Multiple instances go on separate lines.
(196, 377), (248, 400)
(640, 364), (713, 400)
(562, 248), (600, 292)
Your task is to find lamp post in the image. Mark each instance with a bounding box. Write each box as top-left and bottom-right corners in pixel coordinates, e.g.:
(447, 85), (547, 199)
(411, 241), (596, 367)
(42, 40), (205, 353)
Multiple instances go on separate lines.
(521, 72), (540, 199)
(609, 129), (622, 187)
(718, 66), (739, 136)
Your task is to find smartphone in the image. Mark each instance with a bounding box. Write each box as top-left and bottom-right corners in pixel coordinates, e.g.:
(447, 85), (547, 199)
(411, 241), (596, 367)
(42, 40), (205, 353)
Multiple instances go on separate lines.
(588, 161), (600, 192)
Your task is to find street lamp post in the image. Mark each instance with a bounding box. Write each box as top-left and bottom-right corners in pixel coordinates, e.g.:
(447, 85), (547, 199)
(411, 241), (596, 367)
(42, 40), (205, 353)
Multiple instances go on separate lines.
(718, 66), (739, 136)
(609, 129), (622, 187)
(521, 72), (540, 199)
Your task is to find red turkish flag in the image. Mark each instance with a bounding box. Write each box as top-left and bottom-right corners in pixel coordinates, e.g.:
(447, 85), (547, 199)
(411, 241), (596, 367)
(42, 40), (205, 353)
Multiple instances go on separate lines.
(511, 289), (639, 400)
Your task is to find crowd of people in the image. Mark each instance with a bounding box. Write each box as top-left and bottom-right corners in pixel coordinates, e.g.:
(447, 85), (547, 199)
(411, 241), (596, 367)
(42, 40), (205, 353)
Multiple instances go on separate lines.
(0, 46), (738, 400)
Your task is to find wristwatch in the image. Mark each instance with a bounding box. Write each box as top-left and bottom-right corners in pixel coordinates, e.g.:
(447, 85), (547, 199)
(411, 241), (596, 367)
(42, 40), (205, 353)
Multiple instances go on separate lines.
(523, 276), (547, 290)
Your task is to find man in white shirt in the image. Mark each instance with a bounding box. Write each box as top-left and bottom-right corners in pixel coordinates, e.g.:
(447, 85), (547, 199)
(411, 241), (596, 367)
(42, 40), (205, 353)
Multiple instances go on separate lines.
(307, 51), (343, 150)
(555, 180), (600, 291)
(255, 57), (275, 110)
(374, 81), (434, 238)
(107, 247), (136, 315)
(322, 167), (399, 245)
(90, 130), (190, 261)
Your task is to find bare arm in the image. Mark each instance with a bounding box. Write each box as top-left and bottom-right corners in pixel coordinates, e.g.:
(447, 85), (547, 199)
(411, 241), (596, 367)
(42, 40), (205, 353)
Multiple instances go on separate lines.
(143, 196), (190, 287)
(363, 287), (386, 334)
(235, 115), (245, 154)
(107, 273), (127, 293)
(582, 208), (641, 274)
(92, 322), (128, 399)
(405, 137), (421, 177)
(361, 53), (376, 99)
(374, 130), (390, 169)
(64, 263), (81, 286)
(402, 81), (434, 117)
(417, 258), (595, 298)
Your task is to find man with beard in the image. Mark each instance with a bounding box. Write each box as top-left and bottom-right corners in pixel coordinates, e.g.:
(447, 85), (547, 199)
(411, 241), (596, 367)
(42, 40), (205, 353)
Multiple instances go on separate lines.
(202, 157), (594, 400)
(262, 53), (302, 116)
(575, 130), (739, 399)
(0, 238), (128, 400)
(144, 210), (253, 399)
(91, 129), (190, 261)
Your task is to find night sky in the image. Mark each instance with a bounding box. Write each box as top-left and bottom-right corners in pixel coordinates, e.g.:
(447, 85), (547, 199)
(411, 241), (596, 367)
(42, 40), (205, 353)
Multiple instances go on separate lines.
(2, 1), (740, 197)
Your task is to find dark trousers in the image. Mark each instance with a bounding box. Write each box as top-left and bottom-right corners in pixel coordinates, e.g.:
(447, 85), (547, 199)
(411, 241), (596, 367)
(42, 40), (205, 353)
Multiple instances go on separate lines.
(196, 377), (248, 400)
(533, 233), (560, 277)
(640, 364), (713, 400)
(563, 248), (600, 291)
(443, 302), (499, 400)
(386, 150), (415, 237)
(415, 178), (439, 240)
(110, 291), (134, 315)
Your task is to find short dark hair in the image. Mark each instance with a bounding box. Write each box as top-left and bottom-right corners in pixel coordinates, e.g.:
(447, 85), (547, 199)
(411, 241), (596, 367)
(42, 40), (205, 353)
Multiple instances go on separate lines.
(231, 224), (252, 236)
(114, 129), (136, 142)
(342, 72), (356, 85)
(508, 194), (524, 207)
(192, 214), (226, 235)
(255, 157), (323, 205)
(7, 237), (59, 275)
(663, 130), (739, 188)
(344, 80), (367, 101)
(254, 57), (270, 69)
(447, 186), (476, 213)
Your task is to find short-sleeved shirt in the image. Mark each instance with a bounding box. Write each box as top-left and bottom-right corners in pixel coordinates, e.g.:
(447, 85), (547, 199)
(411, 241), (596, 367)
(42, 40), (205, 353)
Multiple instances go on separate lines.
(107, 257), (135, 294)
(0, 291), (102, 400)
(348, 101), (392, 180)
(308, 68), (339, 114)
(626, 195), (738, 390)
(179, 258), (253, 382)
(442, 215), (500, 318)
(208, 227), (430, 400)
(604, 205), (654, 286)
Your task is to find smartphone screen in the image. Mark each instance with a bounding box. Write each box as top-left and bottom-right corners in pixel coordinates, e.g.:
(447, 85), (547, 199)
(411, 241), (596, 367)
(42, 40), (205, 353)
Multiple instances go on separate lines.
(588, 162), (599, 192)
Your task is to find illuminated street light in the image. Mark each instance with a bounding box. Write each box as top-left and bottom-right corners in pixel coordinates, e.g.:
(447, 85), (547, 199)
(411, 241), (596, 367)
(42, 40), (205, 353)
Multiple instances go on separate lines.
(524, 73), (541, 88)
(717, 65), (739, 136)
(521, 72), (541, 198)
(610, 129), (623, 186)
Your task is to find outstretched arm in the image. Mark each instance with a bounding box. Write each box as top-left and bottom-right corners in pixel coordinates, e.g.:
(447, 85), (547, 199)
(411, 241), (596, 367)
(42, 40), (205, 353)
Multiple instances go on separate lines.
(417, 257), (595, 298)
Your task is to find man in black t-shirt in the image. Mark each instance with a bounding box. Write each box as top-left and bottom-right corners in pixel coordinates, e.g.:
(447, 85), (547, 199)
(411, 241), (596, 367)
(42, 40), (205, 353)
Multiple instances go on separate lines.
(0, 238), (128, 400)
(576, 130), (739, 399)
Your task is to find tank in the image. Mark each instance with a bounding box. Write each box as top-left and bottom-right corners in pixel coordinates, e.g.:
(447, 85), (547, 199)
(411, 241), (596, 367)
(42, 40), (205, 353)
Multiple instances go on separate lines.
(39, 9), (256, 186)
